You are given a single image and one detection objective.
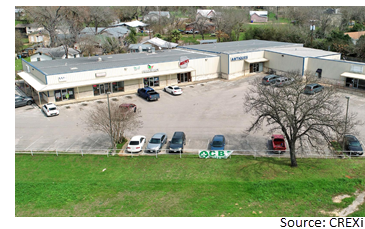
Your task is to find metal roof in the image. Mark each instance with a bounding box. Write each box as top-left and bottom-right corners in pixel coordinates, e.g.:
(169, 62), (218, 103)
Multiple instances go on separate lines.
(25, 49), (217, 76)
(265, 46), (339, 58)
(142, 37), (178, 48)
(179, 40), (303, 54)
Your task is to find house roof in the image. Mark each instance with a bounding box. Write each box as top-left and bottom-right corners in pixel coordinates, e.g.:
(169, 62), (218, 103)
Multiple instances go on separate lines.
(142, 37), (178, 49)
(35, 46), (80, 58)
(344, 31), (365, 40)
(147, 11), (170, 17)
(197, 9), (216, 18)
(116, 21), (148, 27)
(80, 27), (129, 37)
(250, 11), (268, 17)
(15, 23), (42, 28)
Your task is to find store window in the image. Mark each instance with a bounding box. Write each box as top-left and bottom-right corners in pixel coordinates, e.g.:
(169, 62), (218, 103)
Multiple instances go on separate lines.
(93, 85), (100, 96)
(55, 88), (75, 101)
(144, 77), (159, 87)
(93, 83), (111, 96)
(112, 81), (124, 92)
(177, 72), (191, 83)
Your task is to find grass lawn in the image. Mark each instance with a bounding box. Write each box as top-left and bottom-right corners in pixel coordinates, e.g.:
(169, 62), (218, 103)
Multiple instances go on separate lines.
(15, 155), (365, 217)
(15, 57), (29, 72)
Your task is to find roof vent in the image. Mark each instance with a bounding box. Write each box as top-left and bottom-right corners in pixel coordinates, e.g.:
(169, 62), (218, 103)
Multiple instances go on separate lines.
(98, 57), (102, 62)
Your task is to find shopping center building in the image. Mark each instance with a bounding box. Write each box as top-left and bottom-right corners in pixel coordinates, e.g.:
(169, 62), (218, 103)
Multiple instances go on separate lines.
(18, 39), (365, 105)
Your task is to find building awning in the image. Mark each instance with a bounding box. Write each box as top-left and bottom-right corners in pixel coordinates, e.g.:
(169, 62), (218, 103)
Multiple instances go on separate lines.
(340, 72), (365, 80)
(18, 68), (195, 92)
(17, 71), (47, 92)
(245, 58), (269, 63)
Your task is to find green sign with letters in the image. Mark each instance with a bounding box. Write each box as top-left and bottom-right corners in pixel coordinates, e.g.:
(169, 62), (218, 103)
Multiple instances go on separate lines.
(199, 150), (233, 159)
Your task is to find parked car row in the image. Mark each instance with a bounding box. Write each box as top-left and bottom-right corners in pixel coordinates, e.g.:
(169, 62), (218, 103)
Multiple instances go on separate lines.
(126, 132), (363, 156)
(261, 75), (324, 94)
(126, 133), (226, 154)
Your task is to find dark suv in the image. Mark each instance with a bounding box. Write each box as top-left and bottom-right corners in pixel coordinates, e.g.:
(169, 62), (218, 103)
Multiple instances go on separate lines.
(169, 132), (186, 153)
(344, 135), (363, 156)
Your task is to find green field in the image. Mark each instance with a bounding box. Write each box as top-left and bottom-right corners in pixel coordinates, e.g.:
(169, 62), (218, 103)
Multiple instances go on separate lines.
(15, 57), (29, 72)
(15, 154), (365, 217)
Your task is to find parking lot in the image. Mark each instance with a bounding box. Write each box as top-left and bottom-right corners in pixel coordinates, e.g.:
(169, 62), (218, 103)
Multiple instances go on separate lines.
(15, 73), (365, 156)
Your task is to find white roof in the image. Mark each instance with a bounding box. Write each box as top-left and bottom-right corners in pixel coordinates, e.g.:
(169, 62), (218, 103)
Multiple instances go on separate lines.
(250, 11), (268, 16)
(197, 9), (216, 18)
(142, 37), (178, 49)
(117, 21), (148, 27)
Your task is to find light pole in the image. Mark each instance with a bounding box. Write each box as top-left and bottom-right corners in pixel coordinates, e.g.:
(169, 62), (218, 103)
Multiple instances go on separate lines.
(343, 96), (350, 152)
(107, 92), (114, 149)
(310, 20), (315, 47)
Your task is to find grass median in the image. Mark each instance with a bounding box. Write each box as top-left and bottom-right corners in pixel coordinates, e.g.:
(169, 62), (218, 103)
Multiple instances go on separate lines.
(15, 154), (365, 217)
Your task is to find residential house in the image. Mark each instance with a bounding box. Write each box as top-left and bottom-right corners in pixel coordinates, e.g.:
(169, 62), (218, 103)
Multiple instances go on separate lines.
(196, 9), (216, 20)
(15, 23), (44, 35)
(142, 37), (178, 49)
(15, 8), (25, 20)
(143, 11), (170, 22)
(128, 44), (153, 53)
(344, 31), (365, 45)
(250, 11), (268, 23)
(30, 46), (81, 62)
(80, 27), (129, 44)
(185, 22), (215, 33)
(115, 21), (149, 33)
(28, 30), (50, 46)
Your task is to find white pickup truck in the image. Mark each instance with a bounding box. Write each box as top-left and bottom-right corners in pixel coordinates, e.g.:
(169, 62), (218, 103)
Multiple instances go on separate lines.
(185, 29), (199, 34)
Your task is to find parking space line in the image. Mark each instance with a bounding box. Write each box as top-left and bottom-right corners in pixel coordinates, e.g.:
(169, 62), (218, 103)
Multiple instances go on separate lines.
(66, 137), (83, 151)
(88, 137), (101, 149)
(24, 136), (43, 150)
(45, 140), (58, 151)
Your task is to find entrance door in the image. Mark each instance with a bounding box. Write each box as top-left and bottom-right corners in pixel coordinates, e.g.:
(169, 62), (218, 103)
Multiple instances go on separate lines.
(62, 89), (68, 100)
(353, 79), (359, 88)
(100, 84), (105, 94)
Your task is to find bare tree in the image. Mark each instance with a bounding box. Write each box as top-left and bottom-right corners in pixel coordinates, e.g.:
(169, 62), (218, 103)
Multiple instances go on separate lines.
(24, 6), (65, 47)
(244, 71), (361, 167)
(84, 6), (117, 35)
(15, 30), (24, 54)
(112, 6), (139, 21)
(85, 101), (143, 147)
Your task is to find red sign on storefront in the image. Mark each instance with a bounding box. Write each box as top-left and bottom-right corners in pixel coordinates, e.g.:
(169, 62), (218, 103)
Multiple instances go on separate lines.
(179, 56), (189, 68)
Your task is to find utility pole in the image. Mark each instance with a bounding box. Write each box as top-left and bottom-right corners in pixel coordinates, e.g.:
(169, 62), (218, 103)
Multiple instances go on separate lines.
(107, 92), (114, 149)
(310, 20), (315, 47)
(342, 96), (350, 153)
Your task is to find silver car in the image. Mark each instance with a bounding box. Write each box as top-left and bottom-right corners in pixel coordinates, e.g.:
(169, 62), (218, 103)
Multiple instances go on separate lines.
(274, 77), (294, 87)
(146, 133), (168, 153)
(15, 96), (34, 108)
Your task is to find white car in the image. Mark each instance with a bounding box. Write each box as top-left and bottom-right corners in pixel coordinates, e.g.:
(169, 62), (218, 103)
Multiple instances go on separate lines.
(42, 103), (59, 117)
(127, 135), (146, 153)
(164, 85), (183, 95)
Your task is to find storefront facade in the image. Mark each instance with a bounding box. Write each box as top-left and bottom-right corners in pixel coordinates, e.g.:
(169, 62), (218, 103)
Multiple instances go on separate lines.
(18, 40), (365, 106)
(18, 49), (220, 105)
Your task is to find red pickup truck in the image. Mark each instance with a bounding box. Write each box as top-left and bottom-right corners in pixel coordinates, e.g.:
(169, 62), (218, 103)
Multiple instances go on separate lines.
(271, 134), (286, 153)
